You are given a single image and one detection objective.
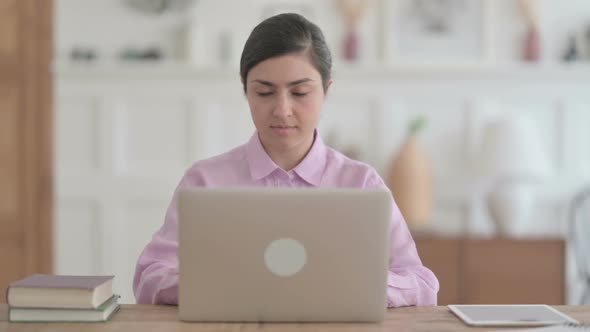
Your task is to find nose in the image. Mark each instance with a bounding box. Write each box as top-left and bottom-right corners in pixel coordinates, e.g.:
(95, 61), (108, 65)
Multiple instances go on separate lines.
(272, 92), (293, 119)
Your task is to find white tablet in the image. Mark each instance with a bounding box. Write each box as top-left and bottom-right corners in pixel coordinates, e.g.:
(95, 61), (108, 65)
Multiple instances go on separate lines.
(448, 305), (579, 327)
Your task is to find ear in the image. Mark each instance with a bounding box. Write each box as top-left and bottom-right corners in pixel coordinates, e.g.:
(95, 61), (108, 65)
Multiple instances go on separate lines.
(324, 79), (333, 95)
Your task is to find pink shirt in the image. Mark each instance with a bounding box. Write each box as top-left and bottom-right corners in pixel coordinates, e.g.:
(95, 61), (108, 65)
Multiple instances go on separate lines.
(133, 132), (439, 307)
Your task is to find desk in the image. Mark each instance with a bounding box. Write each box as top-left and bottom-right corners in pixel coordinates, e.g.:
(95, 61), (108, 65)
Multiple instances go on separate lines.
(1, 305), (589, 331)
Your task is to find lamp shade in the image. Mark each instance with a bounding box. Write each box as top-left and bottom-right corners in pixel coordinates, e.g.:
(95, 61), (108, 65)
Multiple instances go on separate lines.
(478, 114), (552, 180)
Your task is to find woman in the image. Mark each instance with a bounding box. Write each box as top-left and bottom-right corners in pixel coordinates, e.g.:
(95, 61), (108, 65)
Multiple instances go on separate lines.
(133, 13), (439, 307)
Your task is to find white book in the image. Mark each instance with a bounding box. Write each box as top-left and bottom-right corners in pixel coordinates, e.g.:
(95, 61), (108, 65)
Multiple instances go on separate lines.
(9, 295), (120, 322)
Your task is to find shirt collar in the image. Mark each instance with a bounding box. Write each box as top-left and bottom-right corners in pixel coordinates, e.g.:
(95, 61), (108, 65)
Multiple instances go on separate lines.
(292, 131), (327, 186)
(246, 130), (327, 186)
(246, 132), (278, 181)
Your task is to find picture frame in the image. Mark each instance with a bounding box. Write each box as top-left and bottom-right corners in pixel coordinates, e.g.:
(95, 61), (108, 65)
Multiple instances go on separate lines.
(382, 0), (493, 68)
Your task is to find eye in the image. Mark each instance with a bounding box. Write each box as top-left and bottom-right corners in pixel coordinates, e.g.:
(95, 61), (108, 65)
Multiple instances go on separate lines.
(256, 92), (273, 97)
(292, 92), (308, 97)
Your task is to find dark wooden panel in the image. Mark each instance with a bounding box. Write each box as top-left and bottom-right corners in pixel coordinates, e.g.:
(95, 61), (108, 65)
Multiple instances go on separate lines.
(462, 238), (565, 304)
(0, 84), (19, 223)
(37, 0), (54, 275)
(414, 236), (460, 305)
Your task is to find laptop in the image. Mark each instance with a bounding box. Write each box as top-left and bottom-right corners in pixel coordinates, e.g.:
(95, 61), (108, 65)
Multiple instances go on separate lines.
(178, 188), (392, 322)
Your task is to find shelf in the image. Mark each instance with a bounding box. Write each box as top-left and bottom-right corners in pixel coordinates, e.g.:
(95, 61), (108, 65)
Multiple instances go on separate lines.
(52, 60), (590, 80)
(52, 61), (239, 79)
(333, 62), (590, 80)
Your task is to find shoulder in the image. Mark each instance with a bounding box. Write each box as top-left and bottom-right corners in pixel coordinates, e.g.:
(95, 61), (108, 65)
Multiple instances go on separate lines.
(183, 144), (248, 184)
(324, 146), (384, 188)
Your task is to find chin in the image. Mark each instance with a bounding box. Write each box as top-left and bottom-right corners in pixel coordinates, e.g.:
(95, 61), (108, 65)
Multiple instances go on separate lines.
(268, 134), (300, 148)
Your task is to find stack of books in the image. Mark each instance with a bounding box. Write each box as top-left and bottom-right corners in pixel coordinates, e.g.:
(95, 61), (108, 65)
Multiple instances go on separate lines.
(6, 274), (120, 322)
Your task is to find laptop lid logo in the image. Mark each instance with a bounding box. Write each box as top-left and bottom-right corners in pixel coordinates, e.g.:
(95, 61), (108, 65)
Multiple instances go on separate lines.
(264, 238), (307, 277)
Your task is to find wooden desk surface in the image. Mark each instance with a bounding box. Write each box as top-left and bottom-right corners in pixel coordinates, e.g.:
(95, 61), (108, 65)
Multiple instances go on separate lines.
(1, 304), (589, 332)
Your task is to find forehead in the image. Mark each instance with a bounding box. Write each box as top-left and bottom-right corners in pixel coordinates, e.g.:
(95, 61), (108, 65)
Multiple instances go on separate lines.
(248, 53), (320, 82)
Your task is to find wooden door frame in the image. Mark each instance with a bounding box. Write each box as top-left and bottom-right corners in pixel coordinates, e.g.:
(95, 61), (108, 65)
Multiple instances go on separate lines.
(5, 0), (54, 277)
(25, 0), (54, 275)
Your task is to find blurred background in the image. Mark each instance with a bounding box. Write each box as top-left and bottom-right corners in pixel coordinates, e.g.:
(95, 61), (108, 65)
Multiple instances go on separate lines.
(1, 0), (590, 306)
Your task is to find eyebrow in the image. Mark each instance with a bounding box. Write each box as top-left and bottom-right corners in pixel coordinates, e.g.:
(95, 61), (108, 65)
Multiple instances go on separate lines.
(250, 78), (314, 87)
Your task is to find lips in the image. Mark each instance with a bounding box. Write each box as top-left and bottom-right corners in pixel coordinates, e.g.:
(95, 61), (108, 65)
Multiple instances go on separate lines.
(270, 125), (297, 135)
(270, 125), (296, 129)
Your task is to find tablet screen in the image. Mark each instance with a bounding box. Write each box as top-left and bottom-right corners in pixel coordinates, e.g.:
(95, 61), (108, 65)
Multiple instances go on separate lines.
(449, 305), (579, 326)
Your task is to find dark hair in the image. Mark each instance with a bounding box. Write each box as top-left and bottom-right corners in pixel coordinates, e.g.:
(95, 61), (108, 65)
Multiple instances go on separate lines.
(240, 13), (332, 93)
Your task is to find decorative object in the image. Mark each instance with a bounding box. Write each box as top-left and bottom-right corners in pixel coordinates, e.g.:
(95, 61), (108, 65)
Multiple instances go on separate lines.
(119, 46), (163, 61)
(562, 26), (590, 62)
(387, 116), (433, 229)
(335, 0), (372, 62)
(123, 0), (196, 15)
(562, 34), (580, 62)
(70, 47), (98, 62)
(478, 114), (552, 236)
(383, 0), (492, 67)
(518, 0), (541, 62)
(122, 0), (198, 62)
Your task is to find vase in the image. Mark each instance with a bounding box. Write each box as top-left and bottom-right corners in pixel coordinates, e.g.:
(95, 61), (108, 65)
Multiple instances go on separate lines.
(387, 137), (433, 229)
(523, 26), (541, 62)
(343, 27), (359, 61)
(487, 181), (535, 237)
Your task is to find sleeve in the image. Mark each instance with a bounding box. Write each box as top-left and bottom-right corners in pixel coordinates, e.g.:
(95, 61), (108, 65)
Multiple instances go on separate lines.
(366, 170), (440, 307)
(132, 170), (201, 305)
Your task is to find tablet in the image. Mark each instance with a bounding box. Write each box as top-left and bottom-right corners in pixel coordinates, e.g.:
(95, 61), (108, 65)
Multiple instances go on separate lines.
(448, 305), (579, 327)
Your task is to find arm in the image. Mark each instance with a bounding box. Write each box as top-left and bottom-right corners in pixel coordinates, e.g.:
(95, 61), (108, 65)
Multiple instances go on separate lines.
(367, 172), (439, 307)
(386, 203), (439, 307)
(133, 173), (198, 305)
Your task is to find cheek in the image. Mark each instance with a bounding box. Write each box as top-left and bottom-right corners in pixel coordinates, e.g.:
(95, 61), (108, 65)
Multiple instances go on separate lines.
(296, 96), (323, 117)
(247, 97), (268, 116)
(247, 99), (274, 130)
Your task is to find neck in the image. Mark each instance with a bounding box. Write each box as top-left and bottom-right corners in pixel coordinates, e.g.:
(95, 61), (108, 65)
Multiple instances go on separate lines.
(263, 133), (315, 172)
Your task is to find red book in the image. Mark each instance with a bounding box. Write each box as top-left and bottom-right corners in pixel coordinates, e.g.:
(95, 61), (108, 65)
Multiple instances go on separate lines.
(6, 274), (114, 309)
